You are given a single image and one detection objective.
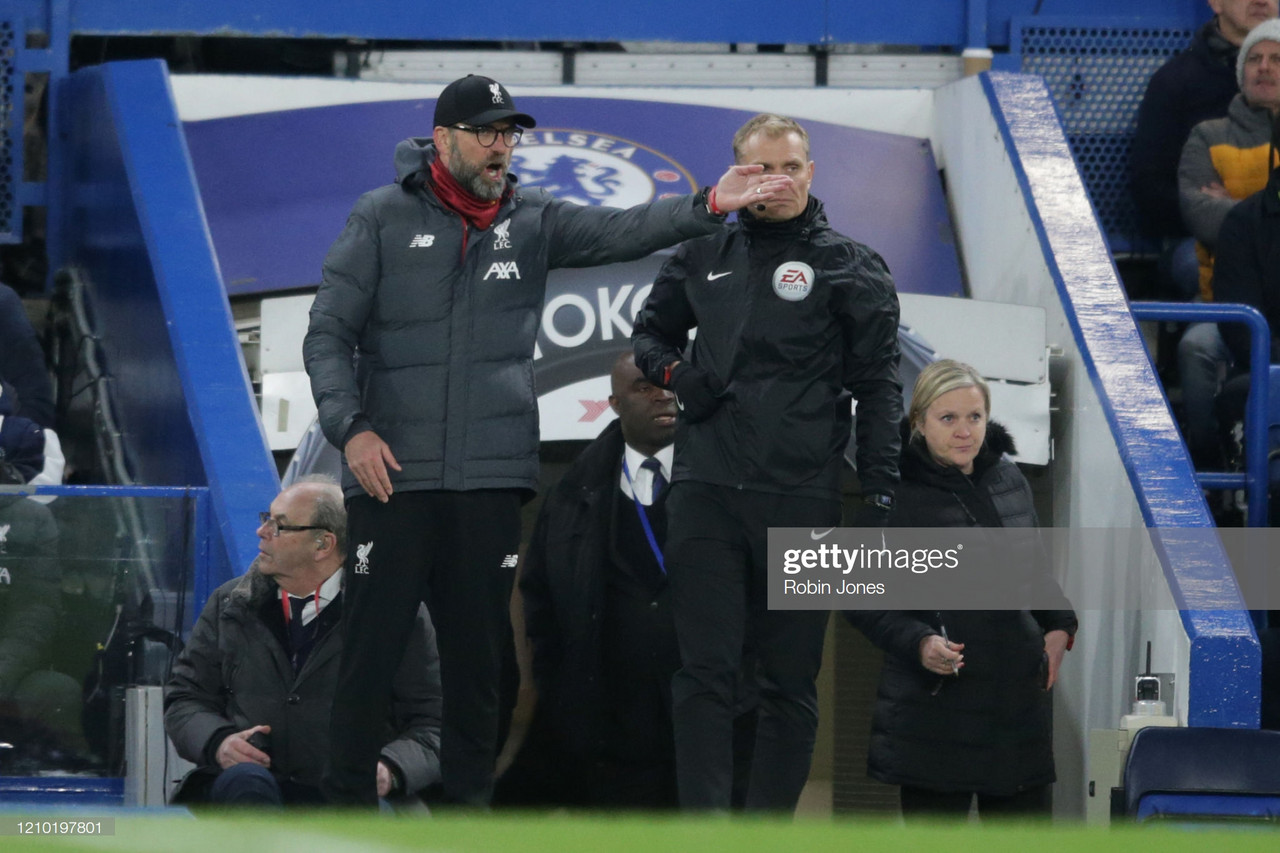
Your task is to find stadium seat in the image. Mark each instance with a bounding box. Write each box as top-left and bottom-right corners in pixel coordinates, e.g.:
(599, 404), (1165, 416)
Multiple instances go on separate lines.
(1124, 726), (1280, 822)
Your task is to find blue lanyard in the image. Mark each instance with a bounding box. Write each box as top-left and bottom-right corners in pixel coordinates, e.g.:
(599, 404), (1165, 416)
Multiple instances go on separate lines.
(621, 457), (666, 575)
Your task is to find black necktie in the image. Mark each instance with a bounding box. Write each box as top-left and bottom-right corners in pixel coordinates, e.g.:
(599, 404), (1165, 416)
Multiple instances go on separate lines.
(287, 595), (310, 653)
(640, 457), (667, 504)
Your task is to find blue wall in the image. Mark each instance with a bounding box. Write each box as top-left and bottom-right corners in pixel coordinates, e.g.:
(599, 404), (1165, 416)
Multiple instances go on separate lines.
(60, 0), (1210, 49)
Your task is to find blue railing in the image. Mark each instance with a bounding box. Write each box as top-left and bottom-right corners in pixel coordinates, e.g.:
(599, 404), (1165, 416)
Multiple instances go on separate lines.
(1130, 302), (1271, 528)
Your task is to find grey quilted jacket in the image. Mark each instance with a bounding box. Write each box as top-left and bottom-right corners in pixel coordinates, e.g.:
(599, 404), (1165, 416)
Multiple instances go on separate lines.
(304, 139), (723, 497)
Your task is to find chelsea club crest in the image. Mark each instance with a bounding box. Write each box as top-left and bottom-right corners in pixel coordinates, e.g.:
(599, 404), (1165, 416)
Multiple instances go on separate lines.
(513, 130), (696, 207)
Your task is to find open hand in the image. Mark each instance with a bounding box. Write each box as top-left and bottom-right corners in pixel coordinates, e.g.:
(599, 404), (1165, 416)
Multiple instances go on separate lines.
(345, 430), (401, 503)
(712, 164), (794, 212)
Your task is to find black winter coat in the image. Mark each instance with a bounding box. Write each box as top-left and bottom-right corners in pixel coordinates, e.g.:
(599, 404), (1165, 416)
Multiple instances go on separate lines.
(520, 419), (642, 760)
(846, 422), (1077, 795)
(1131, 20), (1239, 239)
(1212, 167), (1280, 367)
(164, 571), (443, 799)
(305, 139), (724, 499)
(632, 197), (901, 500)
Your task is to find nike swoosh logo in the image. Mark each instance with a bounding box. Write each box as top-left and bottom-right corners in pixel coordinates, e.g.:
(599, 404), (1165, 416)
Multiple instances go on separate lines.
(810, 527), (835, 541)
(706, 271), (733, 281)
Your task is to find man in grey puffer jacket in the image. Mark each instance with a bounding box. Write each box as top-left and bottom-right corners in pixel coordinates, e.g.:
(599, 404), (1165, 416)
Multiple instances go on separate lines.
(304, 74), (792, 807)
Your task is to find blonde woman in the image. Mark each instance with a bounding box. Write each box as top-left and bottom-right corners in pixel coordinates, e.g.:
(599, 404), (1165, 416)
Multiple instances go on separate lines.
(847, 359), (1076, 820)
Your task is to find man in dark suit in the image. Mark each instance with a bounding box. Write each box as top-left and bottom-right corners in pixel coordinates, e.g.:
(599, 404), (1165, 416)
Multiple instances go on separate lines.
(502, 351), (754, 808)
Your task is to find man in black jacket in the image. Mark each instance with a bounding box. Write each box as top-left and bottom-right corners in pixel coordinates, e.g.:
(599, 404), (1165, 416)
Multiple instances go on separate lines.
(164, 478), (442, 806)
(305, 74), (792, 807)
(1131, 0), (1276, 298)
(632, 113), (902, 812)
(503, 351), (679, 807)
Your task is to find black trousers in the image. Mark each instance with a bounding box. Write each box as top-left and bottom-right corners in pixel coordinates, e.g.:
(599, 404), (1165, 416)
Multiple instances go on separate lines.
(323, 489), (521, 806)
(899, 784), (1051, 822)
(666, 481), (836, 812)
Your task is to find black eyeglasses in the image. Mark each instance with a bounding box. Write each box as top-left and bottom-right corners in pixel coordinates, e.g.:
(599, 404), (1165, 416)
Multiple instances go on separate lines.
(451, 124), (523, 148)
(258, 512), (330, 538)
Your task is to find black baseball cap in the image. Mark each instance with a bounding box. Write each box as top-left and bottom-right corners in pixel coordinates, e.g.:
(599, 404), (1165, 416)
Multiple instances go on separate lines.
(433, 75), (537, 129)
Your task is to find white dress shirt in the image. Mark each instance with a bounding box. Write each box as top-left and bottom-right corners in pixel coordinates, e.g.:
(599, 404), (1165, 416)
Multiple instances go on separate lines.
(620, 443), (674, 507)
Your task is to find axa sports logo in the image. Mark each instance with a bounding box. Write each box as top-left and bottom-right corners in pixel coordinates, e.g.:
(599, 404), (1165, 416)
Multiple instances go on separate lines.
(512, 129), (696, 208)
(772, 261), (815, 302)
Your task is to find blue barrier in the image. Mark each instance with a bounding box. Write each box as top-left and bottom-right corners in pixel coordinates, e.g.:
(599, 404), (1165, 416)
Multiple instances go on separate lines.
(61, 0), (1206, 50)
(58, 60), (280, 604)
(1130, 303), (1272, 529)
(980, 71), (1259, 728)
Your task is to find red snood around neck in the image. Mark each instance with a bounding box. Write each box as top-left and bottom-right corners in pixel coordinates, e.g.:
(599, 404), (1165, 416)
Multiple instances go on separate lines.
(429, 157), (504, 231)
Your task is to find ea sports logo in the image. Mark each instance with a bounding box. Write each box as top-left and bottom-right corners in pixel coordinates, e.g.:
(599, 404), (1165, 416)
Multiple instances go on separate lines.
(512, 129), (696, 208)
(772, 261), (815, 302)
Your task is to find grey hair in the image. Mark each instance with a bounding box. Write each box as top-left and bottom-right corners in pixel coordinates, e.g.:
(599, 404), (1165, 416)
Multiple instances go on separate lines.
(293, 474), (347, 554)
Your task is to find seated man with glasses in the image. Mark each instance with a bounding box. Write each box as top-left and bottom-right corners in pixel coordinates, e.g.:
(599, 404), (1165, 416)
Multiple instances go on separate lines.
(164, 477), (443, 807)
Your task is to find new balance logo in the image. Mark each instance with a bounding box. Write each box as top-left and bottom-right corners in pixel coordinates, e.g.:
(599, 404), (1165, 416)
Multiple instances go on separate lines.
(0, 567), (9, 585)
(409, 234), (435, 248)
(493, 219), (512, 250)
(500, 554), (519, 568)
(484, 261), (521, 280)
(354, 541), (373, 574)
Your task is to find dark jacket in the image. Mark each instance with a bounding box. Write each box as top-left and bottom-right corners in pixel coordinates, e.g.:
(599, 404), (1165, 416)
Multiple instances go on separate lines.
(1132, 19), (1240, 239)
(0, 382), (53, 484)
(1213, 165), (1280, 366)
(304, 139), (725, 498)
(632, 198), (902, 500)
(846, 422), (1078, 795)
(519, 419), (625, 762)
(164, 571), (443, 799)
(0, 283), (55, 429)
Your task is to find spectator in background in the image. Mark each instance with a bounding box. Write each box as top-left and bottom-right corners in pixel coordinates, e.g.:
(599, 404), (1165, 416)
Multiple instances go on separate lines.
(164, 478), (442, 807)
(1176, 19), (1280, 469)
(303, 73), (791, 807)
(1209, 111), (1280, 512)
(846, 360), (1077, 821)
(0, 382), (63, 490)
(1214, 114), (1280, 369)
(632, 113), (902, 812)
(1132, 0), (1277, 299)
(501, 352), (753, 809)
(0, 459), (81, 760)
(0, 282), (55, 429)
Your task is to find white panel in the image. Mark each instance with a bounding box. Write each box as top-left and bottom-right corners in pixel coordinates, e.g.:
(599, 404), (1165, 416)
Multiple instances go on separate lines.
(261, 371), (319, 451)
(360, 50), (564, 85)
(899, 293), (1046, 383)
(124, 686), (169, 808)
(260, 293), (315, 374)
(537, 374), (617, 442)
(827, 55), (964, 89)
(575, 54), (814, 87)
(988, 378), (1051, 466)
(171, 76), (940, 152)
